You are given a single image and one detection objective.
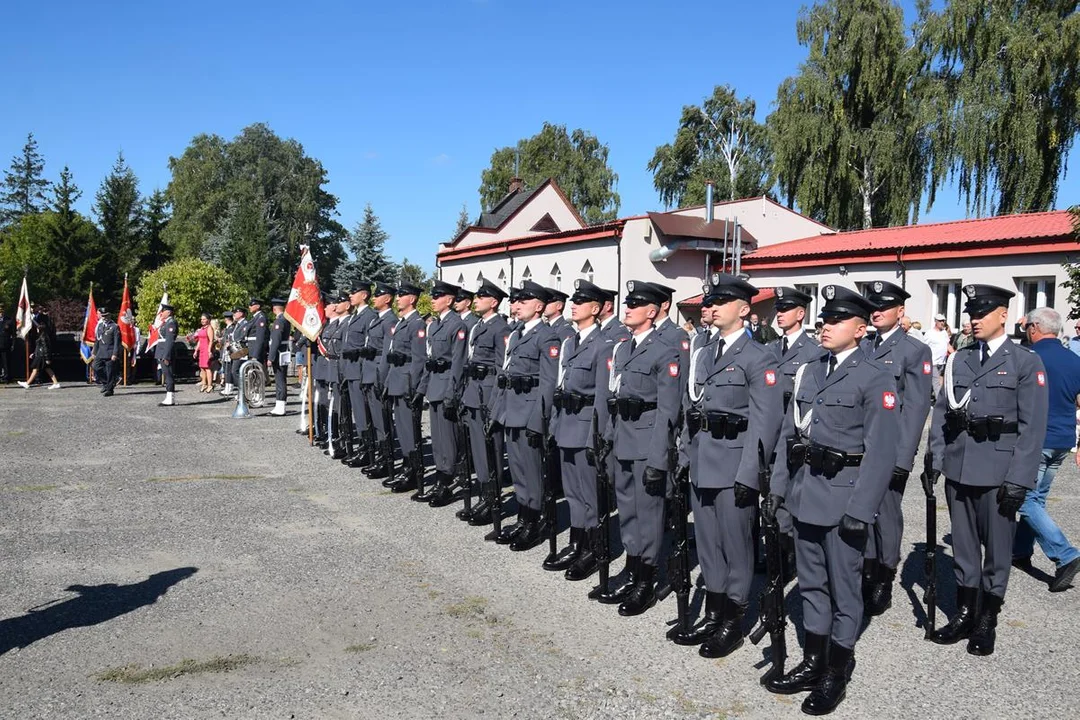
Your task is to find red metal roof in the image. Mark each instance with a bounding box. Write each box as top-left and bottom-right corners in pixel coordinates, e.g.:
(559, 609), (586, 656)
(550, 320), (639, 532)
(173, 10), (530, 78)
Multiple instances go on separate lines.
(437, 222), (624, 262)
(744, 210), (1075, 267)
(678, 288), (776, 307)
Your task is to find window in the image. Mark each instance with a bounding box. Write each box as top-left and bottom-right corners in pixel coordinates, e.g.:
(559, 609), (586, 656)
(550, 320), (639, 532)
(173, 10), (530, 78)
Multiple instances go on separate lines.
(497, 268), (506, 288)
(1018, 277), (1055, 314)
(457, 273), (465, 286)
(581, 260), (594, 283)
(521, 266), (532, 283)
(795, 283), (818, 326)
(475, 271), (483, 285)
(550, 263), (562, 291)
(932, 280), (961, 329)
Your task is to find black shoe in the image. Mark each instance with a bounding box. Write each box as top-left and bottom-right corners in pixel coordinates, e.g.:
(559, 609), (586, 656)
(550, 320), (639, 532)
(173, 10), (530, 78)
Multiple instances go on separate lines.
(368, 462), (390, 480)
(102, 389), (114, 397)
(467, 497), (494, 526)
(346, 452), (371, 468)
(618, 563), (657, 616)
(427, 479), (456, 508)
(967, 593), (1003, 656)
(510, 514), (544, 552)
(389, 472), (417, 493)
(593, 555), (639, 604)
(765, 632), (827, 695)
(865, 565), (896, 617)
(1011, 555), (1034, 572)
(1050, 557), (1080, 593)
(494, 509), (526, 545)
(670, 591), (726, 646)
(565, 548), (598, 581)
(699, 601), (746, 658)
(412, 471), (443, 503)
(458, 494), (485, 522)
(931, 586), (979, 645)
(801, 643), (851, 716)
(543, 527), (582, 571)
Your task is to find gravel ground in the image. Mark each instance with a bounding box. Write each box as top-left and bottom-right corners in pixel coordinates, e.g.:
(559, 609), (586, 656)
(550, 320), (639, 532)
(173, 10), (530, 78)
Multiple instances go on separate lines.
(1, 380), (1078, 719)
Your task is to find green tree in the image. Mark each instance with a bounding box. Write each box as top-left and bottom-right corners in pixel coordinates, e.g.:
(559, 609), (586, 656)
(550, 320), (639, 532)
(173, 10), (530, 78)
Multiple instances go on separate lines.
(164, 123), (346, 286)
(398, 257), (433, 287)
(94, 152), (144, 300)
(0, 211), (101, 308)
(142, 189), (171, 270)
(1, 132), (50, 227)
(1061, 206), (1080, 319)
(451, 203), (470, 241)
(332, 203), (398, 291)
(215, 192), (284, 301)
(648, 85), (772, 208)
(768, 0), (929, 229)
(48, 168), (103, 297)
(479, 123), (620, 224)
(918, 0), (1080, 215)
(134, 259), (247, 333)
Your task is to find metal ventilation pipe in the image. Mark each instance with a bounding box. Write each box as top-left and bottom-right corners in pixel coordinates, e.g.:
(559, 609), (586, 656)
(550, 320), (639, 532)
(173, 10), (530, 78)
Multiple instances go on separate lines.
(705, 180), (715, 223)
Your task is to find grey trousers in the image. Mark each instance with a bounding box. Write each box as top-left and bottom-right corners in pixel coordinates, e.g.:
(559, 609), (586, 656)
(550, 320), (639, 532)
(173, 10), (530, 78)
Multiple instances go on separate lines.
(428, 400), (457, 475)
(692, 486), (755, 605)
(560, 447), (596, 528)
(365, 385), (386, 441)
(392, 396), (419, 455)
(347, 379), (368, 431)
(506, 427), (542, 511)
(945, 480), (1016, 597)
(465, 407), (504, 488)
(794, 520), (866, 650)
(866, 476), (906, 569)
(614, 458), (665, 565)
(273, 364), (288, 401)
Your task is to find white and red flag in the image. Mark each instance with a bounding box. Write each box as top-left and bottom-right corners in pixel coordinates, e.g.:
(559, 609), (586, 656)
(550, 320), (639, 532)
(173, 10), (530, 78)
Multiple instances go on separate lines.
(144, 288), (170, 353)
(118, 276), (136, 350)
(284, 245), (325, 341)
(15, 276), (32, 339)
(81, 285), (100, 344)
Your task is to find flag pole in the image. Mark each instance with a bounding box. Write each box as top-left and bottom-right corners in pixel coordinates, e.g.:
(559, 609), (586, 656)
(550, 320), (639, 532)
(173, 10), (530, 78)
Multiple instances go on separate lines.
(307, 352), (314, 446)
(123, 348), (128, 386)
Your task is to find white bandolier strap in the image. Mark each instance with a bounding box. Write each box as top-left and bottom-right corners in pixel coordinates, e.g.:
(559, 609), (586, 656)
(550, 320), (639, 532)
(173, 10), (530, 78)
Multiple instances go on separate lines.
(688, 344), (706, 404)
(609, 339), (627, 395)
(467, 322), (478, 360)
(503, 329), (518, 370)
(944, 352), (971, 410)
(555, 336), (572, 389)
(792, 362), (813, 437)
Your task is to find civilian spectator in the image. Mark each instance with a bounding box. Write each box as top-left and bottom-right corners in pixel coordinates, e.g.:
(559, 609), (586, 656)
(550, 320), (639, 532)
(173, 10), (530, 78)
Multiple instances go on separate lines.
(748, 312), (778, 344)
(18, 308), (60, 389)
(900, 316), (925, 342)
(925, 314), (951, 398)
(953, 321), (975, 351)
(1015, 307), (1080, 592)
(209, 318), (223, 389)
(1068, 319), (1080, 357)
(189, 312), (215, 393)
(0, 305), (14, 383)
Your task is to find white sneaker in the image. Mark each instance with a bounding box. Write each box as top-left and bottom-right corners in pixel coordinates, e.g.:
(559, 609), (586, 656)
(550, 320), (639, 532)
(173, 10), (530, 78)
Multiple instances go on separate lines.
(48, 382), (61, 390)
(160, 391), (175, 406)
(270, 400), (287, 416)
(17, 381), (29, 389)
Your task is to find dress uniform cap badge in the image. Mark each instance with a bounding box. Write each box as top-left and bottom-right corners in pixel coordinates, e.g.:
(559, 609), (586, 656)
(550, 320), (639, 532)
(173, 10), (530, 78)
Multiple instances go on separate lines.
(873, 282), (883, 293)
(776, 287), (784, 298)
(824, 285), (835, 300)
(627, 281), (635, 292)
(711, 272), (721, 285)
(964, 284), (976, 298)
(574, 279), (582, 290)
(883, 391), (897, 409)
(765, 370), (777, 386)
(668, 362), (679, 377)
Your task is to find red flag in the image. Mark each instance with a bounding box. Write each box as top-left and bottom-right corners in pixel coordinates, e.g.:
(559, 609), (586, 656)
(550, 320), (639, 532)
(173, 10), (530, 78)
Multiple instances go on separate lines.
(118, 277), (136, 350)
(15, 276), (32, 339)
(81, 286), (100, 344)
(284, 245), (325, 341)
(144, 289), (169, 353)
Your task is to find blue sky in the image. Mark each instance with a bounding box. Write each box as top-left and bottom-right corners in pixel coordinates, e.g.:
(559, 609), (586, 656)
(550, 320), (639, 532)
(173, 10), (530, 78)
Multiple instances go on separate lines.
(2, 0), (1076, 270)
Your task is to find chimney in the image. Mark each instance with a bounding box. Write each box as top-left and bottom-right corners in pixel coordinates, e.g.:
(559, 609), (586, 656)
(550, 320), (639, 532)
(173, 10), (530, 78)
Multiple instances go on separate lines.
(508, 177), (524, 194)
(705, 180), (715, 223)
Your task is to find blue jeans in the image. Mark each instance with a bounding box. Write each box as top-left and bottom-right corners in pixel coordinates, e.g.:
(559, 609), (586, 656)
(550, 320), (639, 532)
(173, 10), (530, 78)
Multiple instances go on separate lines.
(1013, 448), (1080, 568)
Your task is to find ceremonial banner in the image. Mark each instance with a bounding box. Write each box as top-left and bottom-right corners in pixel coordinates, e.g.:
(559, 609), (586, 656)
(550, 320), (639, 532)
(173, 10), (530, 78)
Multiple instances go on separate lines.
(15, 276), (32, 339)
(284, 245), (325, 341)
(144, 289), (170, 353)
(118, 276), (136, 350)
(80, 286), (99, 364)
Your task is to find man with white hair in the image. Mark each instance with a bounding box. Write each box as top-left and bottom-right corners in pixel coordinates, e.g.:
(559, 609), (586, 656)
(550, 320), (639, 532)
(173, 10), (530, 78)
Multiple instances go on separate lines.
(925, 313), (952, 400)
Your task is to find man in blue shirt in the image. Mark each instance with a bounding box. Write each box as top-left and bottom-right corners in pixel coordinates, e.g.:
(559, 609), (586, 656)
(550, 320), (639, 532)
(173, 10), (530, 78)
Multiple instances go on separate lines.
(1016, 307), (1080, 592)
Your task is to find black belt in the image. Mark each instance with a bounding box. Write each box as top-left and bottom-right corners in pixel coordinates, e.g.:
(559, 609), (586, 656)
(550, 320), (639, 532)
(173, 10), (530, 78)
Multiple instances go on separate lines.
(687, 409), (747, 439)
(499, 374), (538, 392)
(609, 396), (656, 420)
(359, 347), (378, 360)
(467, 363), (493, 380)
(425, 358), (451, 372)
(787, 441), (863, 475)
(944, 411), (1018, 440)
(387, 351), (408, 366)
(554, 390), (594, 413)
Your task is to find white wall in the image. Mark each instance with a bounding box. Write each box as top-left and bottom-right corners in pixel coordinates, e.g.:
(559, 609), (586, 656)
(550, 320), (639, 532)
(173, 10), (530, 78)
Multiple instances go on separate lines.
(671, 196), (831, 248)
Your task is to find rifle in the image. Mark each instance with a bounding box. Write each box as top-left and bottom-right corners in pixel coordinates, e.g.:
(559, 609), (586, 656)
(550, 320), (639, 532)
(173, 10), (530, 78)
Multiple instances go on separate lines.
(382, 390), (397, 486)
(656, 412), (691, 640)
(922, 451), (937, 639)
(587, 425), (614, 601)
(540, 417), (558, 566)
(455, 414), (475, 516)
(478, 382), (503, 540)
(750, 440), (787, 686)
(412, 394), (425, 496)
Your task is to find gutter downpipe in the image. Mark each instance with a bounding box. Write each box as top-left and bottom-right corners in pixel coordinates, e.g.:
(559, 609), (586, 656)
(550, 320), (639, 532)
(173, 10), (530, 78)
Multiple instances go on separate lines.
(897, 246), (907, 290)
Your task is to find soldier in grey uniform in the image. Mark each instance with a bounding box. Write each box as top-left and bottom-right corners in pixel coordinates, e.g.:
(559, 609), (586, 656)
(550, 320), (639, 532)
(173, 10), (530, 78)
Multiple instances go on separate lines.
(246, 299), (269, 366)
(455, 288), (478, 332)
(544, 288), (575, 341)
(460, 279), (510, 525)
(219, 310), (235, 394)
(675, 274), (783, 657)
(227, 307), (248, 395)
(767, 287), (819, 578)
(860, 281), (933, 616)
(927, 284), (1048, 656)
(546, 280), (616, 578)
(321, 295), (349, 458)
(363, 283), (398, 480)
(340, 281), (376, 465)
(267, 299), (290, 416)
(311, 299), (334, 448)
(414, 280), (467, 507)
(383, 282), (428, 492)
(156, 304), (179, 406)
(598, 290), (630, 345)
(763, 285), (898, 715)
(491, 280), (559, 551)
(92, 307), (122, 396)
(596, 281), (682, 617)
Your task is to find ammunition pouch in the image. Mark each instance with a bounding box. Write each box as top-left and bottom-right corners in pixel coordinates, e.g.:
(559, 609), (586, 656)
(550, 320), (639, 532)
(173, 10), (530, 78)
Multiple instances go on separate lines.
(387, 351), (408, 367)
(505, 374), (538, 393)
(554, 390), (594, 414)
(467, 363), (493, 381)
(804, 442), (863, 476)
(614, 396), (656, 421)
(358, 347), (378, 360)
(786, 436), (807, 469)
(425, 358), (451, 372)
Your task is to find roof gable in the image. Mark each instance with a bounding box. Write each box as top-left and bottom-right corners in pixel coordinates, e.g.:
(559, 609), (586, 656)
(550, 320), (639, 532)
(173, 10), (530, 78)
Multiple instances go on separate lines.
(444, 178), (586, 250)
(529, 213), (561, 233)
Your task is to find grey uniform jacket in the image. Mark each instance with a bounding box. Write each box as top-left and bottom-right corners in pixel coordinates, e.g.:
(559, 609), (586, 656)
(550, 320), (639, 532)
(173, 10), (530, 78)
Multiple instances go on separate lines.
(599, 317), (631, 344)
(384, 311), (427, 397)
(599, 330), (682, 470)
(268, 314), (289, 366)
(682, 333), (783, 491)
(860, 330), (933, 471)
(928, 342), (1048, 490)
(247, 311), (269, 363)
(548, 315), (576, 342)
(93, 320), (121, 359)
(155, 317), (178, 361)
(417, 311), (466, 402)
(657, 318), (691, 405)
(461, 314), (509, 416)
(552, 328), (612, 449)
(496, 320), (559, 433)
(363, 309), (393, 386)
(770, 348), (899, 526)
(232, 317), (249, 355)
(322, 319), (345, 383)
(769, 331), (820, 411)
(341, 306), (376, 381)
(313, 321), (330, 383)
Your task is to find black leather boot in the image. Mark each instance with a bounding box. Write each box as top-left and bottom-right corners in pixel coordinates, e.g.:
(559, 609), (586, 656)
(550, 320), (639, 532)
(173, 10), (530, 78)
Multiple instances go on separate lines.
(543, 527), (582, 571)
(699, 599), (746, 658)
(565, 529), (598, 581)
(861, 558), (879, 604)
(802, 642), (852, 715)
(765, 632), (827, 695)
(466, 494), (494, 526)
(412, 469), (442, 502)
(618, 562), (657, 616)
(390, 452), (419, 493)
(427, 474), (456, 507)
(967, 592), (1003, 656)
(346, 447), (371, 468)
(494, 507), (525, 544)
(510, 508), (544, 551)
(865, 564), (896, 617)
(669, 590), (726, 646)
(595, 555), (638, 604)
(930, 586), (979, 644)
(456, 483), (479, 520)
